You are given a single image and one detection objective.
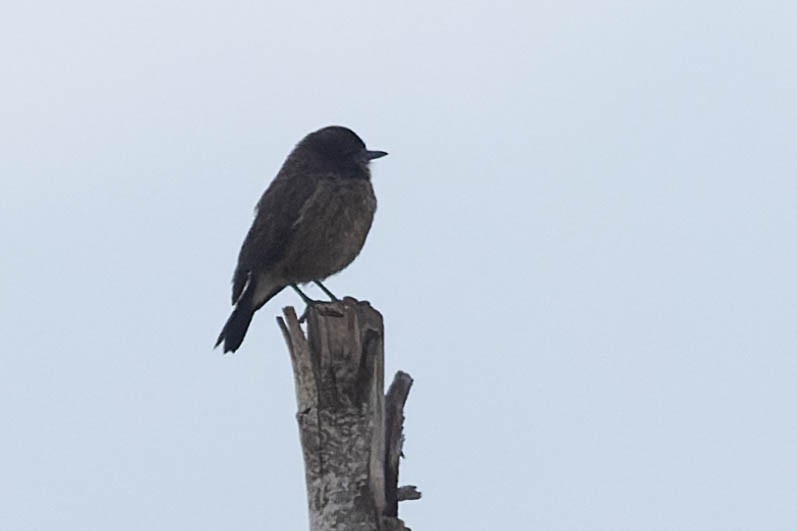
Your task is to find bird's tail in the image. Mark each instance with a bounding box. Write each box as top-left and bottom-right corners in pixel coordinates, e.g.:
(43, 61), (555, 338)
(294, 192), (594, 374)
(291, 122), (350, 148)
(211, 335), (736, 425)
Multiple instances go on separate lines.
(215, 278), (284, 353)
(215, 303), (255, 354)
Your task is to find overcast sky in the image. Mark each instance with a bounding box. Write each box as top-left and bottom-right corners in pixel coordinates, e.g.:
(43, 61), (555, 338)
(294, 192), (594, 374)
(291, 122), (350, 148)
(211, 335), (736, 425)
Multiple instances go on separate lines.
(2, 1), (796, 530)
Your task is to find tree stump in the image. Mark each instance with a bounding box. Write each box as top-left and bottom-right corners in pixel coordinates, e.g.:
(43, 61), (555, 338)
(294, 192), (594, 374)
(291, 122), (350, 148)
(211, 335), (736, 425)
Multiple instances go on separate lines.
(277, 298), (419, 531)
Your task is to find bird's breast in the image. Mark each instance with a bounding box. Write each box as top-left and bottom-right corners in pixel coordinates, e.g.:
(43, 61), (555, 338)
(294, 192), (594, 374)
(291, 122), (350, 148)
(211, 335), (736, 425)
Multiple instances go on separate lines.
(281, 178), (376, 282)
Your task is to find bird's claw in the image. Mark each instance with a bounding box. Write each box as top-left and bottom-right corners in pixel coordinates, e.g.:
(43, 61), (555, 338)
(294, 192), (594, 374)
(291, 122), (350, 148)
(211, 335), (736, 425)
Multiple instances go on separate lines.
(298, 301), (345, 323)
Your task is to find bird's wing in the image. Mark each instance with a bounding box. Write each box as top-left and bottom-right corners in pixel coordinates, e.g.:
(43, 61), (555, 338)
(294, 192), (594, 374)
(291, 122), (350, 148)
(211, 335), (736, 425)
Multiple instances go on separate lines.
(231, 169), (318, 304)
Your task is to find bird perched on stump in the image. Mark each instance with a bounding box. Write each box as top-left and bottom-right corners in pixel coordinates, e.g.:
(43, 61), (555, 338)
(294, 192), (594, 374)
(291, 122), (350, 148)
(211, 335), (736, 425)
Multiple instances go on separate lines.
(215, 126), (387, 353)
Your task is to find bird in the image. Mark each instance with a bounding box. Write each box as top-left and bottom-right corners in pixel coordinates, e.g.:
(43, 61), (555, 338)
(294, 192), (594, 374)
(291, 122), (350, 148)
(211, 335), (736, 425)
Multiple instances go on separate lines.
(215, 126), (387, 353)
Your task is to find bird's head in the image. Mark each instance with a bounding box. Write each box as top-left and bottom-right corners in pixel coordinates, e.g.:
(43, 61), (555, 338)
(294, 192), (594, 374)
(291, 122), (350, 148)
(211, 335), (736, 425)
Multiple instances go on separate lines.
(300, 126), (387, 177)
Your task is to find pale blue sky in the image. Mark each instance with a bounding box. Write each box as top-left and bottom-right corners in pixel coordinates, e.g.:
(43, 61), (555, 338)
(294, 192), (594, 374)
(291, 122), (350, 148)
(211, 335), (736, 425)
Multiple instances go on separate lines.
(2, 1), (796, 530)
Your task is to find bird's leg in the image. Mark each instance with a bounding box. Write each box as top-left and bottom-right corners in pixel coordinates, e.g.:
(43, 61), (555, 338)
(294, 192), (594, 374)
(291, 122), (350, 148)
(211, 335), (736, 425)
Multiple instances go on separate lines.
(295, 282), (344, 323)
(314, 280), (339, 301)
(291, 284), (315, 305)
(292, 284), (315, 323)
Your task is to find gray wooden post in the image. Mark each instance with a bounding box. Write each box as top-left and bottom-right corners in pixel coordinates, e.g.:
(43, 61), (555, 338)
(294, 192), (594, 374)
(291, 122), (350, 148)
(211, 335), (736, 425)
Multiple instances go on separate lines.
(277, 298), (419, 531)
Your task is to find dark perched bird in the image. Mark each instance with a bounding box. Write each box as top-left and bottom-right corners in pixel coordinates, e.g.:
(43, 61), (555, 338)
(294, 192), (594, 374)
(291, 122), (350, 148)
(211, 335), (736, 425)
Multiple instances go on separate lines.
(215, 126), (387, 353)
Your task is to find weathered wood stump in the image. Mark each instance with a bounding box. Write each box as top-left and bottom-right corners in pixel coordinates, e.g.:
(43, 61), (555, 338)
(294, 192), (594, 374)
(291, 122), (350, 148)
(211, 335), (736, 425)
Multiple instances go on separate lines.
(277, 298), (419, 531)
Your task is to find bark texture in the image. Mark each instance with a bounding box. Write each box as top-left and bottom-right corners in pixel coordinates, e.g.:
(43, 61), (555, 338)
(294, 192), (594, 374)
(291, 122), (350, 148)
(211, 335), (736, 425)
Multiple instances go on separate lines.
(278, 298), (418, 531)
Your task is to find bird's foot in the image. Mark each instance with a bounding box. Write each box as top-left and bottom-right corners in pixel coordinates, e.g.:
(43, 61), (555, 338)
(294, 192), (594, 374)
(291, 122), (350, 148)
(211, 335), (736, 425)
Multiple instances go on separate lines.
(297, 298), (346, 323)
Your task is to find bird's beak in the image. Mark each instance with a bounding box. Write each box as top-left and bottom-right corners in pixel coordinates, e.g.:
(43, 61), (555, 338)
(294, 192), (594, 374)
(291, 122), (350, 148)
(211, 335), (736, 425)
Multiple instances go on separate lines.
(362, 149), (388, 161)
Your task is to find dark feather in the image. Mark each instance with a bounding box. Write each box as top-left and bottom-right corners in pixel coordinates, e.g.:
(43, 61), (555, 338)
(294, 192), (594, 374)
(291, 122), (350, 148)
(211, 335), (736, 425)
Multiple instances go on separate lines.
(217, 277), (283, 353)
(231, 159), (317, 304)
